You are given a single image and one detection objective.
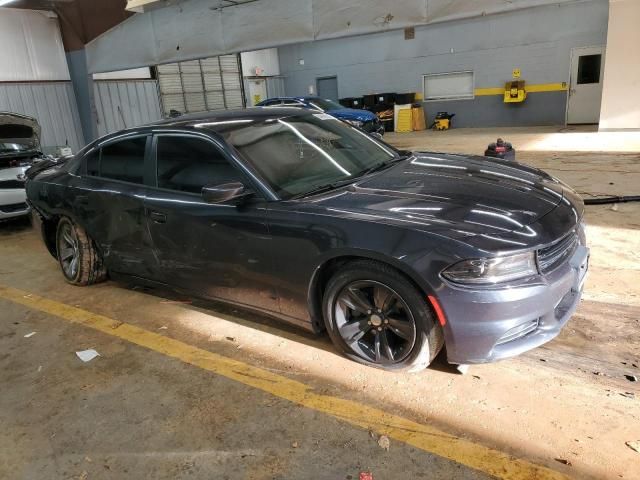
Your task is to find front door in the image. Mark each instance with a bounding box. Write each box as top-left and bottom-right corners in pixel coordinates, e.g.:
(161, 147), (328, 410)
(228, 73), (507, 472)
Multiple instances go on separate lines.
(143, 133), (280, 313)
(317, 76), (339, 101)
(247, 79), (267, 106)
(567, 46), (605, 124)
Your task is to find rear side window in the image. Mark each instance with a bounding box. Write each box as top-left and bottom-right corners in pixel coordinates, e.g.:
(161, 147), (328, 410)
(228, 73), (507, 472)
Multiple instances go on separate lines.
(85, 150), (100, 177)
(99, 137), (147, 184)
(156, 136), (241, 194)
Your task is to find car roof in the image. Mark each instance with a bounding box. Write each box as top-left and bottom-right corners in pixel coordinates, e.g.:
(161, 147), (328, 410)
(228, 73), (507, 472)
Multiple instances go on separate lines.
(147, 107), (314, 131)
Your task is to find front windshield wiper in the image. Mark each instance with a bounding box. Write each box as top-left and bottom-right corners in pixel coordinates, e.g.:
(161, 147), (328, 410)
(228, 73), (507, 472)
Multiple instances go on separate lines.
(289, 155), (411, 200)
(289, 177), (358, 200)
(359, 154), (411, 177)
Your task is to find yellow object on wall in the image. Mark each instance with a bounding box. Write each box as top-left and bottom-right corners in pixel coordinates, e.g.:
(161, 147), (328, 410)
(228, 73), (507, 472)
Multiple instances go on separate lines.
(504, 80), (527, 103)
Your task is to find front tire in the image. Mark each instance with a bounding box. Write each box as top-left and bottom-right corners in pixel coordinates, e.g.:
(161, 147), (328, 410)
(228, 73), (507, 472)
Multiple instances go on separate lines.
(323, 260), (444, 372)
(55, 217), (106, 286)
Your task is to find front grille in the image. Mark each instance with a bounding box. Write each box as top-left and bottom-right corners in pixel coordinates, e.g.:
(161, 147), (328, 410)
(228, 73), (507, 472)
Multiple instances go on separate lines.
(0, 180), (25, 189)
(537, 231), (578, 274)
(0, 202), (29, 213)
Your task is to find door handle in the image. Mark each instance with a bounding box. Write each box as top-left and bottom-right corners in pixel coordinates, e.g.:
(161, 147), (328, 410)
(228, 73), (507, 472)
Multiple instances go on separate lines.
(149, 211), (167, 224)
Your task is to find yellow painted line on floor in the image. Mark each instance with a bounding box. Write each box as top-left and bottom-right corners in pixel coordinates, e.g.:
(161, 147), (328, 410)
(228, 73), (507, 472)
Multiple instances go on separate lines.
(474, 82), (568, 96)
(0, 283), (571, 480)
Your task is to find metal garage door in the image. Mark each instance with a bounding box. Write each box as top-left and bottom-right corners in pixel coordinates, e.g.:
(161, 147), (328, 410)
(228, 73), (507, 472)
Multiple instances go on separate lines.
(157, 54), (245, 117)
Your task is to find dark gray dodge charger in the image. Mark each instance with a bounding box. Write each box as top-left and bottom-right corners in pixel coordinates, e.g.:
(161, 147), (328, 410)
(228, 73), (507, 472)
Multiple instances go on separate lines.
(26, 108), (589, 371)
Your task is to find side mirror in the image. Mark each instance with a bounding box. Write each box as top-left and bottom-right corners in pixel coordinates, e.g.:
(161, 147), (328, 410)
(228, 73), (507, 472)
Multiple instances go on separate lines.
(202, 182), (249, 204)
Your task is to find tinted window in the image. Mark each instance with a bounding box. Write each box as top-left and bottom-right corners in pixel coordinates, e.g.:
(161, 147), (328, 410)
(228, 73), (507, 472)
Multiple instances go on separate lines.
(85, 150), (100, 177)
(156, 136), (241, 194)
(100, 137), (147, 184)
(282, 100), (303, 106)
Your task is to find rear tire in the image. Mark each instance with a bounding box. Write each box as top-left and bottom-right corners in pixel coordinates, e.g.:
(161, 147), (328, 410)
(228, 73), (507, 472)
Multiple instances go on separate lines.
(55, 217), (107, 286)
(323, 260), (444, 372)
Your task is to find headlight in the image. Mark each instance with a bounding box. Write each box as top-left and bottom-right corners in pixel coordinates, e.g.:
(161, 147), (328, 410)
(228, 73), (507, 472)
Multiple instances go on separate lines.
(344, 119), (364, 128)
(442, 252), (538, 285)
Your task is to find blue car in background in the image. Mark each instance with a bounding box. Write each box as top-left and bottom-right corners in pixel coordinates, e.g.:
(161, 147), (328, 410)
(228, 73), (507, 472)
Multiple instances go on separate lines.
(256, 96), (385, 135)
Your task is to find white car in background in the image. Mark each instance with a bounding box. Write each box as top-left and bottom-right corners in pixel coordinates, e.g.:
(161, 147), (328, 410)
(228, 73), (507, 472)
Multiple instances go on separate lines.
(0, 112), (45, 220)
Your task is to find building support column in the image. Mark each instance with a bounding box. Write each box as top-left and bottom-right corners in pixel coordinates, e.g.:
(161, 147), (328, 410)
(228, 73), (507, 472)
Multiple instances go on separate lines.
(66, 48), (98, 145)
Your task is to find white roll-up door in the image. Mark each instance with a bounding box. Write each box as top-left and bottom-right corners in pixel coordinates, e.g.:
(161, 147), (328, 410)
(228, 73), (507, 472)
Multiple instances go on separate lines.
(157, 54), (245, 117)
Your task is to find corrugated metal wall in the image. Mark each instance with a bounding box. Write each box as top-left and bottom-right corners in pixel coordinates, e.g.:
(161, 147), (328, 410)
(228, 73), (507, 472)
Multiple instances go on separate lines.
(94, 80), (162, 137)
(157, 54), (245, 116)
(0, 82), (83, 152)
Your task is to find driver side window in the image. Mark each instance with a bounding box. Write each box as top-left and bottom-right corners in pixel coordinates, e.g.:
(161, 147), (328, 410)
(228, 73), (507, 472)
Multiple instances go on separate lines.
(156, 136), (242, 194)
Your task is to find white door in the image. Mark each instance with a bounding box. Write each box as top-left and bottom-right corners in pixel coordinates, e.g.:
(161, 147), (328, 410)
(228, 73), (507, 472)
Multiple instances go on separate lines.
(247, 79), (267, 106)
(567, 46), (605, 124)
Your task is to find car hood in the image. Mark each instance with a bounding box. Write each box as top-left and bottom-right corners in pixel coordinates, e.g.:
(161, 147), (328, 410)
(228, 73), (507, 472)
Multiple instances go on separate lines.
(313, 152), (567, 240)
(0, 112), (42, 166)
(326, 108), (376, 122)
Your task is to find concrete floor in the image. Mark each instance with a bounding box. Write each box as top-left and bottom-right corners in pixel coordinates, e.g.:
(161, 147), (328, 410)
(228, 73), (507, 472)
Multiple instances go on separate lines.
(1, 126), (639, 480)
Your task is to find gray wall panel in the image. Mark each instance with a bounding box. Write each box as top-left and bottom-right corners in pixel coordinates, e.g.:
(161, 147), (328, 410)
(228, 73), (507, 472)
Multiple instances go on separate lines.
(424, 92), (568, 128)
(94, 80), (162, 138)
(278, 0), (608, 127)
(0, 82), (83, 152)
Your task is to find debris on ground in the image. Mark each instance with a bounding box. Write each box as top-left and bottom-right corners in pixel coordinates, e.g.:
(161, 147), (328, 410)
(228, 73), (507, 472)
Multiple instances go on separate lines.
(23, 331), (36, 338)
(76, 349), (100, 363)
(160, 299), (192, 304)
(359, 472), (374, 480)
(110, 321), (123, 329)
(620, 392), (636, 399)
(626, 441), (640, 453)
(377, 435), (390, 451)
(625, 375), (638, 382)
(554, 458), (572, 466)
(226, 336), (236, 342)
(291, 441), (299, 448)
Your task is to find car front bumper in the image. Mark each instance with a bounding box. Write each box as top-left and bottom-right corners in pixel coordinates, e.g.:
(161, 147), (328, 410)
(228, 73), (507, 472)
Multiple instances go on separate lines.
(438, 244), (589, 364)
(0, 188), (30, 219)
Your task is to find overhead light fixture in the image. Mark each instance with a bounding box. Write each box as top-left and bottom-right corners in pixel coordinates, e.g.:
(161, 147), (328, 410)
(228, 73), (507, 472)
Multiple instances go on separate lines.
(0, 0), (18, 6)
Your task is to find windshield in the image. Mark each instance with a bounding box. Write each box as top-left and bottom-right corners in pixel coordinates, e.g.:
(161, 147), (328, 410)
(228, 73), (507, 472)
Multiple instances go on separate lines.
(0, 142), (33, 153)
(220, 114), (397, 199)
(0, 124), (36, 153)
(306, 98), (344, 111)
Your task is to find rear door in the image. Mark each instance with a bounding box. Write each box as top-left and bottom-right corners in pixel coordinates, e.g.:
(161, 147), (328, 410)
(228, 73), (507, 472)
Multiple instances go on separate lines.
(75, 134), (157, 278)
(143, 133), (280, 313)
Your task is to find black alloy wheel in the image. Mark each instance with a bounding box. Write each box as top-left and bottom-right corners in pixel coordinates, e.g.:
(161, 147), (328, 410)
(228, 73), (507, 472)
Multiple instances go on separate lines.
(323, 260), (444, 372)
(334, 280), (417, 365)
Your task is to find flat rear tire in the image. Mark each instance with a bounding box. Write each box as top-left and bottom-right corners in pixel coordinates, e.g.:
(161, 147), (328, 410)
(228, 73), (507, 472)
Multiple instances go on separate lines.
(56, 217), (106, 286)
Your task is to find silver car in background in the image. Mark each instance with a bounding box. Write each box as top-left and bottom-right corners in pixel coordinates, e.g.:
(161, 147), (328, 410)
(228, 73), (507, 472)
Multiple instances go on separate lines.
(0, 112), (44, 220)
